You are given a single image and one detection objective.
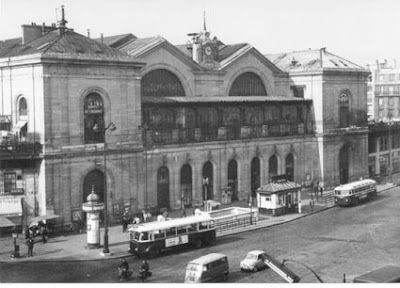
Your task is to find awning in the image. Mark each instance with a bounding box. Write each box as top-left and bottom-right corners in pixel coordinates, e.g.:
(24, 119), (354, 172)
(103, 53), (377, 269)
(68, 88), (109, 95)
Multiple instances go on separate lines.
(0, 197), (22, 216)
(12, 120), (27, 131)
(142, 96), (313, 104)
(0, 216), (22, 227)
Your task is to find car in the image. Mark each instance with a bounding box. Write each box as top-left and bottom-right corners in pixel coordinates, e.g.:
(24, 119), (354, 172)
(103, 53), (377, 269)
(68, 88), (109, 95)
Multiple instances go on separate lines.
(240, 250), (268, 272)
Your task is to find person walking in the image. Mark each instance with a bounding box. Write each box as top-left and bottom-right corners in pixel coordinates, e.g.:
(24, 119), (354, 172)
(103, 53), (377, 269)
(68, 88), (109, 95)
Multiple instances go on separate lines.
(122, 210), (129, 232)
(27, 237), (34, 257)
(319, 183), (324, 200)
(41, 225), (48, 243)
(314, 181), (319, 201)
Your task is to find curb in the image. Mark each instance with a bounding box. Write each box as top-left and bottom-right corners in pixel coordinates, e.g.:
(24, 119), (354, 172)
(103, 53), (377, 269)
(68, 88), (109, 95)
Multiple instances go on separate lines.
(2, 184), (396, 263)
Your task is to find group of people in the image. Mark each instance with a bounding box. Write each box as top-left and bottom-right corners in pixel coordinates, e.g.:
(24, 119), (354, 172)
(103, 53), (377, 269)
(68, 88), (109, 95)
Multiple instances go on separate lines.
(118, 258), (151, 282)
(24, 221), (49, 257)
(121, 209), (152, 232)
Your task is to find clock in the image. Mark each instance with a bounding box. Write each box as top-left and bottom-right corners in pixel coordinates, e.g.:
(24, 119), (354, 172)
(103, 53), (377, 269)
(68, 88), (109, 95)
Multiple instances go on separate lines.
(204, 46), (212, 56)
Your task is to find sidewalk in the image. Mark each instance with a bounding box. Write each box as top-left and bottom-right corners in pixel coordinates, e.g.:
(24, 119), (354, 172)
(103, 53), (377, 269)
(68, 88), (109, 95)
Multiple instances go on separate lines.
(0, 182), (395, 263)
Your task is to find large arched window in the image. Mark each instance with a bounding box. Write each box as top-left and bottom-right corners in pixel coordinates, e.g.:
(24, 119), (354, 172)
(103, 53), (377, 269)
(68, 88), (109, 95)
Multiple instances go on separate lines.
(228, 159), (238, 201)
(339, 91), (351, 128)
(84, 93), (104, 144)
(269, 155), (278, 180)
(285, 153), (294, 181)
(141, 69), (185, 97)
(229, 72), (267, 96)
(157, 166), (170, 210)
(180, 164), (192, 207)
(251, 157), (260, 197)
(18, 97), (27, 119)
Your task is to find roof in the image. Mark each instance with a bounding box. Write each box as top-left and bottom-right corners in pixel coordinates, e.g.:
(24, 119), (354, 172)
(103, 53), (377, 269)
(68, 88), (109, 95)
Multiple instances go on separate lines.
(335, 179), (376, 191)
(218, 43), (248, 62)
(189, 253), (227, 265)
(142, 96), (312, 104)
(94, 33), (136, 49)
(265, 48), (367, 73)
(247, 250), (265, 256)
(119, 36), (165, 57)
(257, 181), (302, 194)
(0, 29), (136, 62)
(128, 214), (212, 233)
(353, 265), (400, 283)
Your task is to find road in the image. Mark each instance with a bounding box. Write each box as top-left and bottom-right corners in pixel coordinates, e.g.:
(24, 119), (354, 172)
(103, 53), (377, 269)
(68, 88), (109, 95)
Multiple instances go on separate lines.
(1, 186), (400, 283)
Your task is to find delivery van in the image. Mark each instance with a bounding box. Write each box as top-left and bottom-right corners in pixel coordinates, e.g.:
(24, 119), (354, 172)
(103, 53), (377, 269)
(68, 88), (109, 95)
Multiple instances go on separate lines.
(184, 253), (229, 283)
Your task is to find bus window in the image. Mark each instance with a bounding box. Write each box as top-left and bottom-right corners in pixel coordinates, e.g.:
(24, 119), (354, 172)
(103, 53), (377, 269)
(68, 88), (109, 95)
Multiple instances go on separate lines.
(166, 228), (176, 236)
(133, 232), (141, 240)
(140, 232), (149, 241)
(177, 226), (187, 235)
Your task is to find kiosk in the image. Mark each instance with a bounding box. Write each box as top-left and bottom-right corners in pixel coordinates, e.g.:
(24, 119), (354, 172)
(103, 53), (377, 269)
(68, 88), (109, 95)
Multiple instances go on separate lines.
(82, 187), (104, 249)
(256, 178), (302, 216)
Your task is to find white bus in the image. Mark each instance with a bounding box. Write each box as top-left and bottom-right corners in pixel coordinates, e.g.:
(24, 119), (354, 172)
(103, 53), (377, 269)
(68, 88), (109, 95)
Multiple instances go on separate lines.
(334, 179), (377, 207)
(128, 214), (216, 258)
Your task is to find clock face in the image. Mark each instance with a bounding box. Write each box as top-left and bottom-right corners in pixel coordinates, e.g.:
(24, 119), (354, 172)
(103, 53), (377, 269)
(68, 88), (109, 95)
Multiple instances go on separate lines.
(204, 46), (212, 56)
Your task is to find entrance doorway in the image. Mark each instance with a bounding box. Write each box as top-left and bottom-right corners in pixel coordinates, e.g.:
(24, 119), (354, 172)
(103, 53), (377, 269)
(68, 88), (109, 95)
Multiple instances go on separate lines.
(180, 164), (192, 207)
(202, 161), (213, 201)
(285, 153), (294, 181)
(157, 166), (170, 210)
(251, 157), (260, 197)
(339, 145), (350, 184)
(228, 159), (238, 201)
(269, 155), (278, 181)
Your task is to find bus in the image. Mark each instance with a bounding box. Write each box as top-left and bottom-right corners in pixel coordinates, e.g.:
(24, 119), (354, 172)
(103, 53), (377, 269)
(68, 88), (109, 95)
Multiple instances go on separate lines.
(128, 214), (216, 257)
(334, 179), (377, 207)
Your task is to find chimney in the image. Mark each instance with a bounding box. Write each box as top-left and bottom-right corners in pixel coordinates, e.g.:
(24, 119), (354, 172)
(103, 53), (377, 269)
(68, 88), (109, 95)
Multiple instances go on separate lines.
(21, 22), (57, 44)
(57, 5), (68, 34)
(101, 33), (104, 43)
(87, 29), (90, 38)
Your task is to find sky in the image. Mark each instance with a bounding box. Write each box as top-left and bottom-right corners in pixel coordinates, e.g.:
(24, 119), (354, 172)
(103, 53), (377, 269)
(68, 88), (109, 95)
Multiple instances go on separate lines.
(0, 0), (400, 66)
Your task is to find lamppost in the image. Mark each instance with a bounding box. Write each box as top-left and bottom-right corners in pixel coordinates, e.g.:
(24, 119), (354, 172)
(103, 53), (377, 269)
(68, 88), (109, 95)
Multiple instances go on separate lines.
(202, 176), (209, 211)
(94, 122), (116, 255)
(248, 195), (253, 225)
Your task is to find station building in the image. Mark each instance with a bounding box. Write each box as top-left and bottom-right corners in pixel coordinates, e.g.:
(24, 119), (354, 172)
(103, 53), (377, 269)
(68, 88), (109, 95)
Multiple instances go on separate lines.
(0, 13), (370, 228)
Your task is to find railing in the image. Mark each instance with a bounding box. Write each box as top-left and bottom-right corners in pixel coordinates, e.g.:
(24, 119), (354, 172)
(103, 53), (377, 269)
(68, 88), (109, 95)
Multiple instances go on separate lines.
(0, 141), (43, 157)
(144, 123), (312, 147)
(215, 213), (257, 233)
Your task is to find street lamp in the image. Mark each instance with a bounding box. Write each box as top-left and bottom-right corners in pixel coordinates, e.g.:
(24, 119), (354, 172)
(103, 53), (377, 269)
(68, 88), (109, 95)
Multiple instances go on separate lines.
(94, 122), (116, 255)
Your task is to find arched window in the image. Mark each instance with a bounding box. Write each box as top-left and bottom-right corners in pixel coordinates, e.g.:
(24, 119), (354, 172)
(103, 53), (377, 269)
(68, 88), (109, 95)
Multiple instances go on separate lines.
(339, 91), (351, 128)
(83, 170), (104, 203)
(269, 155), (278, 180)
(84, 93), (104, 144)
(18, 97), (27, 119)
(141, 69), (185, 97)
(228, 159), (238, 201)
(285, 153), (294, 181)
(251, 157), (260, 197)
(157, 166), (170, 210)
(202, 162), (214, 200)
(180, 164), (192, 207)
(229, 72), (267, 96)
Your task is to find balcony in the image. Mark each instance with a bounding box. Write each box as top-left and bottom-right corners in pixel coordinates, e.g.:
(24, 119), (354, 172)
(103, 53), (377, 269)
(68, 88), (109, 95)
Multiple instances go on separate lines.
(0, 141), (43, 159)
(144, 123), (312, 147)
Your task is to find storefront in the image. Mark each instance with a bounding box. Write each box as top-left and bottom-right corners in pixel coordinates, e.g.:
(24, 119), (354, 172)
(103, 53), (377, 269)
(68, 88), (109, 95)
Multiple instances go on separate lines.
(0, 196), (23, 234)
(256, 180), (301, 216)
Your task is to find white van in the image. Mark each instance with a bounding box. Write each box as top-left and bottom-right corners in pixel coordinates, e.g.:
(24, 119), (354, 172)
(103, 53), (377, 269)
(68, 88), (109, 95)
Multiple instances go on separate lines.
(184, 253), (229, 283)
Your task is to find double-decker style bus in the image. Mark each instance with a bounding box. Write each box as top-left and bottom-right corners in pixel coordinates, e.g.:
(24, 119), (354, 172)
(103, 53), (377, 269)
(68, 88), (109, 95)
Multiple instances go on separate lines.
(334, 179), (377, 207)
(128, 215), (216, 257)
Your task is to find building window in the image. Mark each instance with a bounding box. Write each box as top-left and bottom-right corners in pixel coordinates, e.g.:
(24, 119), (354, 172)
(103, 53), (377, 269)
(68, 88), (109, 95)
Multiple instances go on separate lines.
(18, 97), (27, 118)
(339, 91), (351, 128)
(229, 72), (267, 96)
(368, 136), (377, 153)
(84, 93), (104, 144)
(378, 98), (384, 107)
(389, 74), (395, 81)
(4, 172), (16, 193)
(290, 86), (305, 98)
(141, 69), (185, 97)
(380, 136), (388, 151)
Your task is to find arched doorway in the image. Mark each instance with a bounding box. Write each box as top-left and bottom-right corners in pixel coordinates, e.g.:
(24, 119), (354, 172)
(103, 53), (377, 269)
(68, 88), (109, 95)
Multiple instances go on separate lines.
(180, 164), (192, 207)
(286, 153), (294, 181)
(83, 170), (105, 222)
(269, 155), (278, 181)
(228, 160), (238, 201)
(339, 145), (350, 184)
(157, 166), (170, 210)
(202, 161), (213, 201)
(251, 157), (260, 197)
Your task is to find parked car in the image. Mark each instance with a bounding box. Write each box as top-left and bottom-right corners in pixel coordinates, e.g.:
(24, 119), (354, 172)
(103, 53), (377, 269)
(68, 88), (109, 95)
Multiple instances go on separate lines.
(240, 250), (268, 272)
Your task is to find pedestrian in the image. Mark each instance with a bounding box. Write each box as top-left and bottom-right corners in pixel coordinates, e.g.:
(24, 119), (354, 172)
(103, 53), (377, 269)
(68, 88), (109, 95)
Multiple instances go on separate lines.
(309, 196), (314, 212)
(142, 209), (151, 223)
(319, 183), (324, 200)
(27, 237), (34, 257)
(181, 208), (186, 218)
(41, 225), (48, 243)
(314, 181), (319, 201)
(122, 210), (129, 232)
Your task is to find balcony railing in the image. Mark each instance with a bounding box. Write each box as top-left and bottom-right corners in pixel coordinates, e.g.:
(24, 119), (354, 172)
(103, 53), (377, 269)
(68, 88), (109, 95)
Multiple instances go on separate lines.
(144, 123), (312, 147)
(0, 141), (43, 157)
